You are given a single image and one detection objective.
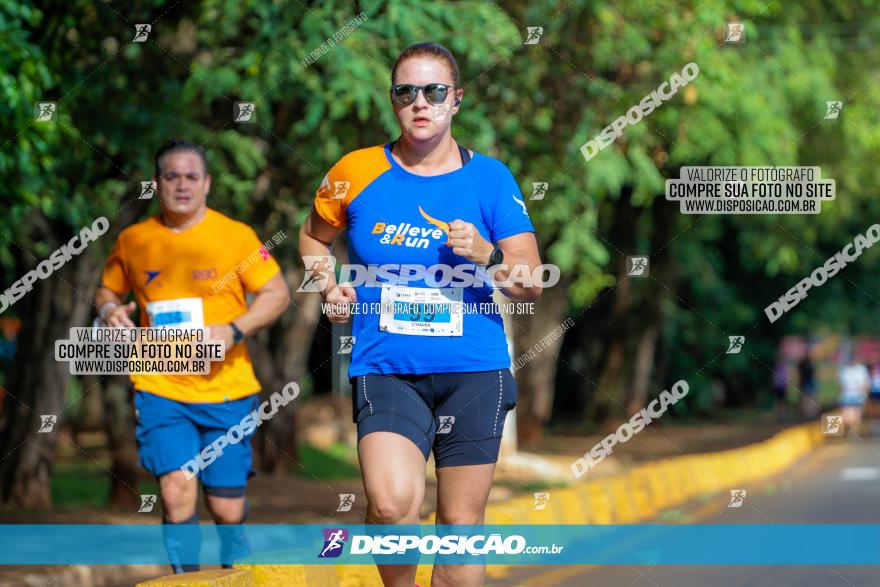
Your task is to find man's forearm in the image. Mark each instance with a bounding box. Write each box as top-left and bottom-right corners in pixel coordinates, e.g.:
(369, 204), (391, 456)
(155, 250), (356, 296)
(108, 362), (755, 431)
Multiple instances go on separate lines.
(95, 286), (124, 316)
(233, 279), (289, 337)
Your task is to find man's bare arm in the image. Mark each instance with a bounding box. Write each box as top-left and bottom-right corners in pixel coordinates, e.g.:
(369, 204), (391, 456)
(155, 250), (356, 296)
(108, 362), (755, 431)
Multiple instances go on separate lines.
(95, 286), (136, 327)
(233, 273), (290, 336)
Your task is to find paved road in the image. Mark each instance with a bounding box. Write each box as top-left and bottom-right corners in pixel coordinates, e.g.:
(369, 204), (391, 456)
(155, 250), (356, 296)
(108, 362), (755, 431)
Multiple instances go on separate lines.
(488, 438), (880, 587)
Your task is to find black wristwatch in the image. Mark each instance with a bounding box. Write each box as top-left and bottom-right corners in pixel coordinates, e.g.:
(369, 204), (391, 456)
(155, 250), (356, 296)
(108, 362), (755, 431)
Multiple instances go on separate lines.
(229, 321), (245, 344)
(487, 245), (504, 266)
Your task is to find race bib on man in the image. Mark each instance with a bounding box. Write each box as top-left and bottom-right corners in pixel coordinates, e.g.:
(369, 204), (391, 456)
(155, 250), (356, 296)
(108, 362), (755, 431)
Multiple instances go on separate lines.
(146, 298), (205, 329)
(379, 285), (462, 336)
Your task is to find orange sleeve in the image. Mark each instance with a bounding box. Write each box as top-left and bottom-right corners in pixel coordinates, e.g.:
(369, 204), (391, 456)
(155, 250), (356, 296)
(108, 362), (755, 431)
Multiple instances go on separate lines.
(100, 236), (131, 296)
(313, 146), (392, 228)
(237, 226), (281, 293)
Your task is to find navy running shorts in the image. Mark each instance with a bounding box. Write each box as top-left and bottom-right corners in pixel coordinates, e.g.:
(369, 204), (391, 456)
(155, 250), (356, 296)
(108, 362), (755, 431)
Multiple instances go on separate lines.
(351, 369), (517, 468)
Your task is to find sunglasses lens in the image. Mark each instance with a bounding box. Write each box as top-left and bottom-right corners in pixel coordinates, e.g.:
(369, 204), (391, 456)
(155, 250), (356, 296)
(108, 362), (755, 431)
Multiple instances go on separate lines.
(424, 84), (449, 104)
(392, 85), (416, 105)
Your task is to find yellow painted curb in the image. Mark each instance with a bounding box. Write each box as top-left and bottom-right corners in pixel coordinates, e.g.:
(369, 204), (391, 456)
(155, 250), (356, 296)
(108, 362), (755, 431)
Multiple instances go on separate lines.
(234, 564), (336, 587)
(139, 422), (825, 586)
(627, 467), (658, 520)
(607, 477), (638, 523)
(581, 481), (613, 524)
(136, 569), (254, 587)
(333, 564), (375, 587)
(333, 563), (432, 587)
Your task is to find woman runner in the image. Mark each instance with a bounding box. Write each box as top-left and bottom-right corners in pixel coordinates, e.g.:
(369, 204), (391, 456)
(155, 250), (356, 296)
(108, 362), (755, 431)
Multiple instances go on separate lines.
(299, 42), (543, 587)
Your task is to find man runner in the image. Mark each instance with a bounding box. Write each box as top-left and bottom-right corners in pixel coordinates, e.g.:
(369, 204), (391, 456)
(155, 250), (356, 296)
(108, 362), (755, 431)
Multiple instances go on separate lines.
(94, 140), (289, 572)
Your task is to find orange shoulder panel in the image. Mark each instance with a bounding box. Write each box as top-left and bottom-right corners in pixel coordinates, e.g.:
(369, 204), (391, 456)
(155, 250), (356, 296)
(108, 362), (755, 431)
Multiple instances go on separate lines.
(314, 145), (391, 227)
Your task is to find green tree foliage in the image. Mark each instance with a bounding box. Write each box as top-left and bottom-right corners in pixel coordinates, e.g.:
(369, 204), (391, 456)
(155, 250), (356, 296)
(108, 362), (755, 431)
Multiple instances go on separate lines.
(4, 0), (880, 503)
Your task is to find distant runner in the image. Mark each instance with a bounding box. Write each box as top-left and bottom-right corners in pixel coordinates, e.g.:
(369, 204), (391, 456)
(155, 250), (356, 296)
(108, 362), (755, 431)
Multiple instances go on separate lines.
(95, 140), (289, 573)
(839, 354), (870, 439)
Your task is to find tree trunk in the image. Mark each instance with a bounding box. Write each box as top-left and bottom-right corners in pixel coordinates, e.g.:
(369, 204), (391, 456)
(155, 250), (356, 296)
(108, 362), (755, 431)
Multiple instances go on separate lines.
(510, 282), (570, 447)
(0, 253), (101, 507)
(101, 375), (140, 508)
(71, 374), (105, 441)
(251, 263), (321, 475)
(587, 191), (638, 424)
(623, 201), (676, 413)
(582, 192), (678, 425)
(627, 327), (658, 415)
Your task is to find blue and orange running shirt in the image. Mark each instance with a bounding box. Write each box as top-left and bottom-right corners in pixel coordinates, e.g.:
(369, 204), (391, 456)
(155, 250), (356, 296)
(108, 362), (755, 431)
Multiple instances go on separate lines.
(313, 143), (535, 377)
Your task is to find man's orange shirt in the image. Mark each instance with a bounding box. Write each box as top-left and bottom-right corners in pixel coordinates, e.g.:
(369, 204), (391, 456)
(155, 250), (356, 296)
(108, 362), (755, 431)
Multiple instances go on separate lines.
(100, 208), (281, 403)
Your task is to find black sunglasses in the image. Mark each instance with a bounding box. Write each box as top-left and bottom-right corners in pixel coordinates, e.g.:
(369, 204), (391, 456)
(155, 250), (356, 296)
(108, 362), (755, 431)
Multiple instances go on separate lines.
(390, 83), (456, 105)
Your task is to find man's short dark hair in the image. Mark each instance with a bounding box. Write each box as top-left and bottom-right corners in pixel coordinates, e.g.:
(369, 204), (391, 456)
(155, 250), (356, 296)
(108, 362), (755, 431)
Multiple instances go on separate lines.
(154, 140), (209, 177)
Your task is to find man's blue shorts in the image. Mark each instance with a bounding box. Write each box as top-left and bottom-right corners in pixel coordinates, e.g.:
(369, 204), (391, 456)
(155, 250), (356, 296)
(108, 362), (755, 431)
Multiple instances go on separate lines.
(134, 390), (258, 495)
(351, 369), (517, 468)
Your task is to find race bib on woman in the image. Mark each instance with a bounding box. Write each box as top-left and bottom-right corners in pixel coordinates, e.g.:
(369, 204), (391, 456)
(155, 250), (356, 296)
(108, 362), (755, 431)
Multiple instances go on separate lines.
(379, 285), (462, 336)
